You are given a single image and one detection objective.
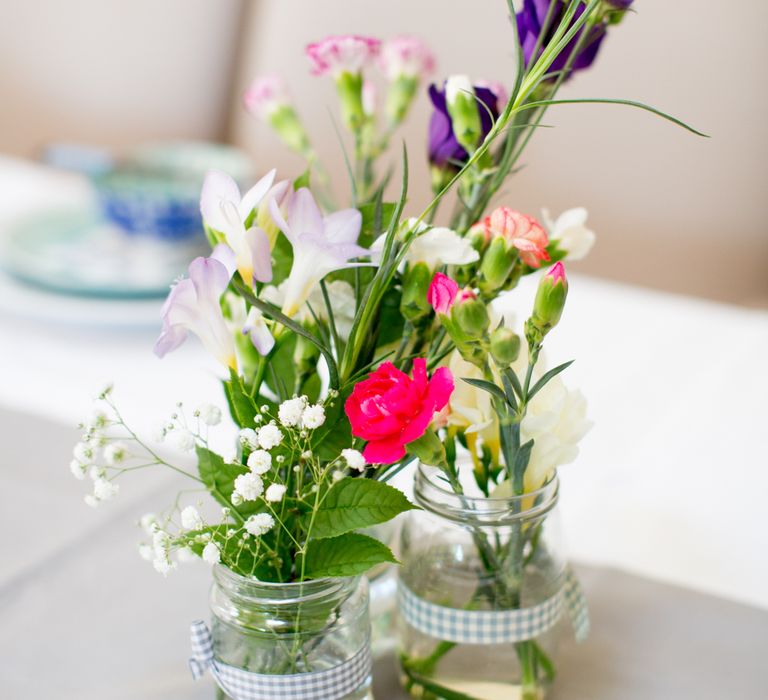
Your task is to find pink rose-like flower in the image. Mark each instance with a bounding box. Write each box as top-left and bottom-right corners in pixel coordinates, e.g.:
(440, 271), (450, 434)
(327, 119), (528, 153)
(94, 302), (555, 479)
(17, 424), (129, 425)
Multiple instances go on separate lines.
(484, 207), (550, 268)
(427, 272), (459, 314)
(243, 75), (289, 120)
(379, 36), (435, 81)
(306, 35), (381, 77)
(345, 359), (454, 464)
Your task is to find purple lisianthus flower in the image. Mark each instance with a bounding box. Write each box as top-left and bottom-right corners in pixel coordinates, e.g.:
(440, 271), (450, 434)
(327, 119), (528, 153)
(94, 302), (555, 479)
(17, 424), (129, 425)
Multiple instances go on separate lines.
(516, 0), (622, 77)
(428, 82), (503, 168)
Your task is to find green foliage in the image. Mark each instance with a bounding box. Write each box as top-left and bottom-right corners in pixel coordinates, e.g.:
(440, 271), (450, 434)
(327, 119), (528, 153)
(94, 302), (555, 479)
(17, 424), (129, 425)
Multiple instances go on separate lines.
(308, 477), (417, 540)
(223, 368), (258, 428)
(300, 532), (397, 579)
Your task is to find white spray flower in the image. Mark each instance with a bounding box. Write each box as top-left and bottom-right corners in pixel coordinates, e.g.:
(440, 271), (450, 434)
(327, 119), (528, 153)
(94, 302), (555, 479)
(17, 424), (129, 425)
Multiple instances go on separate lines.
(245, 513), (276, 537)
(332, 469), (345, 482)
(278, 397), (307, 427)
(69, 459), (87, 480)
(247, 449), (272, 475)
(139, 513), (158, 534)
(93, 478), (119, 501)
(197, 403), (222, 426)
(301, 404), (326, 430)
(73, 442), (94, 464)
(103, 441), (128, 465)
(84, 494), (99, 508)
(265, 483), (287, 503)
(138, 544), (154, 561)
(239, 428), (260, 450)
(176, 547), (197, 563)
(234, 472), (264, 501)
(180, 506), (204, 530)
(341, 448), (367, 472)
(202, 541), (221, 566)
(257, 423), (283, 450)
(171, 428), (196, 452)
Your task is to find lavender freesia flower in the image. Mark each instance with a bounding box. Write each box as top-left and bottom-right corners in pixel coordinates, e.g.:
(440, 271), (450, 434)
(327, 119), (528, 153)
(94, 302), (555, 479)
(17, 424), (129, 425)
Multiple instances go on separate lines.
(516, 0), (623, 77)
(200, 169), (278, 287)
(428, 81), (503, 168)
(269, 188), (370, 316)
(154, 246), (238, 368)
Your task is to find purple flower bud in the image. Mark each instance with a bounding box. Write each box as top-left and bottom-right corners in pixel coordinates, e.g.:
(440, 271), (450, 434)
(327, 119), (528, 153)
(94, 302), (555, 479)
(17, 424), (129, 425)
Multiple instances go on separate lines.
(427, 81), (504, 168)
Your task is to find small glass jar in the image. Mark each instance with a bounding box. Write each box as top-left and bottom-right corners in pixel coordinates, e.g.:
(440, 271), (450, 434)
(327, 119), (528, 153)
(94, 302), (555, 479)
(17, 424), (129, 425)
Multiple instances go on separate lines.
(210, 566), (373, 700)
(397, 465), (569, 700)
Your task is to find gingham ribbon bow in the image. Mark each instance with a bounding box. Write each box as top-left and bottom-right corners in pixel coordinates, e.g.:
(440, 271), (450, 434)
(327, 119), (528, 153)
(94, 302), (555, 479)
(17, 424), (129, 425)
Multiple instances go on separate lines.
(189, 620), (372, 700)
(398, 567), (589, 645)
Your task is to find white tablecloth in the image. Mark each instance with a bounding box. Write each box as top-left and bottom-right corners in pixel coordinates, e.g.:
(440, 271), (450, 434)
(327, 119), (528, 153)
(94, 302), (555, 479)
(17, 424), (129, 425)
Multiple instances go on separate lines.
(1, 156), (767, 611)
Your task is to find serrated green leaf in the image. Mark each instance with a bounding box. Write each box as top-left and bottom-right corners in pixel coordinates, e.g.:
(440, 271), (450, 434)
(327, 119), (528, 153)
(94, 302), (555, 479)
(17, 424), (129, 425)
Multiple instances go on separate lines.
(195, 445), (260, 517)
(223, 368), (258, 428)
(301, 532), (397, 579)
(309, 478), (417, 540)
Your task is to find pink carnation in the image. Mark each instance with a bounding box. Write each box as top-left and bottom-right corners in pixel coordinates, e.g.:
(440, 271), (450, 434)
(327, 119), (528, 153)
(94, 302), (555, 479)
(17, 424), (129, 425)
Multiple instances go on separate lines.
(427, 272), (460, 314)
(243, 75), (289, 120)
(306, 35), (381, 77)
(379, 35), (436, 81)
(345, 359), (454, 464)
(484, 207), (550, 268)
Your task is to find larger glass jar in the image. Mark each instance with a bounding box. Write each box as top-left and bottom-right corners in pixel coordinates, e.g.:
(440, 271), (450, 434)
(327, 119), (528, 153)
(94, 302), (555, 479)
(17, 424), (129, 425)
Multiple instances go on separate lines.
(210, 566), (373, 700)
(397, 465), (569, 700)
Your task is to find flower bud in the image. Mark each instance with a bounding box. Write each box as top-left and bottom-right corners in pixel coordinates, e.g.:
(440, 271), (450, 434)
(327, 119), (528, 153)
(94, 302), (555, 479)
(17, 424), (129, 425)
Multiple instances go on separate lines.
(489, 327), (521, 367)
(385, 75), (419, 125)
(445, 75), (482, 154)
(336, 71), (366, 131)
(451, 289), (490, 338)
(427, 272), (460, 315)
(400, 262), (433, 321)
(527, 262), (568, 344)
(467, 221), (490, 255)
(478, 236), (517, 294)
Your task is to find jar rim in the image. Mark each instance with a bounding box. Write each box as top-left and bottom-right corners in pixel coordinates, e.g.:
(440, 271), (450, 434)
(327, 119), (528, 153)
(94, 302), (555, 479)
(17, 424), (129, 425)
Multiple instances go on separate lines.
(212, 565), (361, 605)
(414, 464), (559, 525)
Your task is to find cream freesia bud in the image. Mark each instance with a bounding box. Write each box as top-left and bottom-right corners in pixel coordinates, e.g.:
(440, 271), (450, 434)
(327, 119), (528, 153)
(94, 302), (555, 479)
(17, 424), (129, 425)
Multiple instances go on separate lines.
(445, 75), (482, 154)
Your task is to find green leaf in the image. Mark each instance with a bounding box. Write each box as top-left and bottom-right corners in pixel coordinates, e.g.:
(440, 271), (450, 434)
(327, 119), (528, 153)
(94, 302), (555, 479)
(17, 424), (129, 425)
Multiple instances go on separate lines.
(357, 200), (397, 248)
(309, 478), (417, 540)
(293, 170), (311, 190)
(301, 532), (397, 579)
(513, 438), (534, 491)
(310, 391), (353, 461)
(195, 445), (254, 516)
(527, 360), (574, 401)
(518, 98), (708, 137)
(461, 377), (507, 403)
(223, 368), (258, 428)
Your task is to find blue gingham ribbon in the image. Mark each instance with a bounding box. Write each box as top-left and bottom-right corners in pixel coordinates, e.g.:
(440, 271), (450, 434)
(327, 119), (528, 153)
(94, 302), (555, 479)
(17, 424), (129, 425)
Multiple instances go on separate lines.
(189, 620), (372, 700)
(397, 567), (589, 645)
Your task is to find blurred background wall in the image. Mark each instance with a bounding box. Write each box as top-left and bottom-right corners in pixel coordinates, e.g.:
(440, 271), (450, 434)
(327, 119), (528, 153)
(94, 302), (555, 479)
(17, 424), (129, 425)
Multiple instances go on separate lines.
(1, 0), (766, 304)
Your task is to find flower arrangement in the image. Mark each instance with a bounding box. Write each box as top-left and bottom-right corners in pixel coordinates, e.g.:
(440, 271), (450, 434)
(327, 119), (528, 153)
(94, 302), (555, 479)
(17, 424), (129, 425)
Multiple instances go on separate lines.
(71, 1), (701, 697)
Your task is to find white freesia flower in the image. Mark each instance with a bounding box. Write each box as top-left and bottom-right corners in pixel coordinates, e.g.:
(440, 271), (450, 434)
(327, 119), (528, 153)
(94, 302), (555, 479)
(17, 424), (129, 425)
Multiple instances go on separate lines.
(265, 483), (287, 503)
(243, 306), (275, 356)
(269, 188), (370, 316)
(245, 513), (275, 537)
(543, 207), (595, 261)
(301, 404), (326, 429)
(202, 542), (221, 566)
(257, 423), (283, 450)
(181, 506), (203, 530)
(407, 227), (479, 268)
(278, 397), (307, 427)
(233, 473), (264, 502)
(341, 448), (367, 472)
(521, 376), (592, 491)
(247, 449), (272, 475)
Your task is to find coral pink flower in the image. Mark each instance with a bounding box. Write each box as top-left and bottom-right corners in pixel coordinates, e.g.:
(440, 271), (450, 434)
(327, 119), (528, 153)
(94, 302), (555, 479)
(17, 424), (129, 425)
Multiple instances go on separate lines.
(345, 359), (454, 464)
(427, 272), (459, 314)
(379, 36), (435, 81)
(484, 207), (550, 268)
(306, 35), (381, 77)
